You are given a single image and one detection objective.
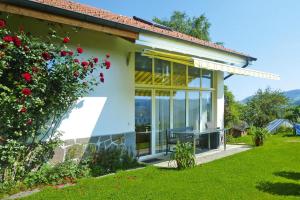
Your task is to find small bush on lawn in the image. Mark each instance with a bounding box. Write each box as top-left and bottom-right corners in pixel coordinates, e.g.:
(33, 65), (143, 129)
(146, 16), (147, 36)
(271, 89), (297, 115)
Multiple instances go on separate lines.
(87, 146), (140, 176)
(248, 126), (269, 146)
(171, 142), (196, 170)
(24, 160), (90, 187)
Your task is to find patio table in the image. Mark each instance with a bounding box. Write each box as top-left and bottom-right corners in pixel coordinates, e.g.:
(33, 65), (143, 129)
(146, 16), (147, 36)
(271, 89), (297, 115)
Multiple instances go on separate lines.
(173, 128), (228, 154)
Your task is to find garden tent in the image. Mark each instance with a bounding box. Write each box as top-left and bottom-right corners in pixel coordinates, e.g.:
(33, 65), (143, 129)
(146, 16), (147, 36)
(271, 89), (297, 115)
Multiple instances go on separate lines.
(295, 124), (300, 136)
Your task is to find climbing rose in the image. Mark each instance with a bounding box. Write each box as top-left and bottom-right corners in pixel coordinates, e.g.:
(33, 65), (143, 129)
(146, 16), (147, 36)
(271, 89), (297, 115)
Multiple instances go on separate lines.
(68, 51), (74, 56)
(63, 37), (70, 43)
(12, 36), (21, 47)
(73, 71), (79, 78)
(20, 107), (27, 113)
(26, 119), (33, 125)
(81, 61), (89, 67)
(22, 88), (32, 96)
(42, 52), (51, 61)
(23, 45), (29, 52)
(0, 19), (5, 28)
(60, 50), (67, 57)
(21, 73), (32, 82)
(89, 62), (94, 68)
(106, 53), (110, 58)
(3, 36), (13, 42)
(93, 57), (99, 63)
(74, 59), (79, 63)
(99, 72), (104, 77)
(77, 47), (83, 54)
(100, 77), (104, 83)
(105, 60), (111, 69)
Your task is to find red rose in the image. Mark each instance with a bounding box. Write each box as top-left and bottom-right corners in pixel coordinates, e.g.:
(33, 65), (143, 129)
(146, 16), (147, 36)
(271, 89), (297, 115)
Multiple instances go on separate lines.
(22, 88), (32, 96)
(68, 51), (74, 56)
(105, 60), (111, 69)
(73, 71), (80, 78)
(99, 72), (104, 77)
(3, 36), (13, 42)
(26, 119), (33, 125)
(23, 45), (29, 52)
(74, 59), (79, 63)
(42, 52), (52, 61)
(81, 61), (89, 67)
(89, 62), (94, 68)
(106, 53), (110, 58)
(21, 72), (32, 82)
(60, 50), (67, 57)
(63, 37), (70, 43)
(32, 66), (39, 73)
(20, 107), (27, 113)
(77, 47), (83, 54)
(93, 57), (99, 63)
(83, 65), (89, 71)
(100, 77), (104, 83)
(0, 19), (6, 28)
(12, 36), (21, 47)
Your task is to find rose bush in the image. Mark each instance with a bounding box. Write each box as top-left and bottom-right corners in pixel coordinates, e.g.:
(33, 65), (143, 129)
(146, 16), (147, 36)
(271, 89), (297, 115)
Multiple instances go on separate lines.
(0, 18), (111, 184)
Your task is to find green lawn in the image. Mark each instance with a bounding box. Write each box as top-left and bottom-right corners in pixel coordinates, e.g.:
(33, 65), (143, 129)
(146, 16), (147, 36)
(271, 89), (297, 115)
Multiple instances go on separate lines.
(23, 133), (300, 200)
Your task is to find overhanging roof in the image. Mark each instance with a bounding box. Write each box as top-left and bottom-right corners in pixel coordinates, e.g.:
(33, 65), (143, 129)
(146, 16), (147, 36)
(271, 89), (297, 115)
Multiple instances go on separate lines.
(142, 49), (280, 80)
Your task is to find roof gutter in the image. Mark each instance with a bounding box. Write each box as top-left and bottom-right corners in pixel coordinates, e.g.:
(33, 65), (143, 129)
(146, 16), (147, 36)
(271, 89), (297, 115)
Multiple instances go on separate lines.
(3, 0), (256, 61)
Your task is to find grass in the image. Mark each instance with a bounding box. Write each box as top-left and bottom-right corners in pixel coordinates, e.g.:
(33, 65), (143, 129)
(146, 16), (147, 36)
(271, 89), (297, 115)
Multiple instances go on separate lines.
(21, 132), (300, 200)
(227, 134), (254, 145)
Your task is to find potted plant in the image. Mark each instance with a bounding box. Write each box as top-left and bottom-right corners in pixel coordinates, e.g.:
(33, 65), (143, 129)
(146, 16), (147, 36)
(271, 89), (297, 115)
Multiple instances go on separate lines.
(250, 126), (269, 146)
(170, 142), (196, 170)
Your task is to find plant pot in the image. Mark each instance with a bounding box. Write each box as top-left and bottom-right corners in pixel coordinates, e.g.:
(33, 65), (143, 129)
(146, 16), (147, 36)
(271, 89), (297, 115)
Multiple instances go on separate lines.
(255, 138), (262, 146)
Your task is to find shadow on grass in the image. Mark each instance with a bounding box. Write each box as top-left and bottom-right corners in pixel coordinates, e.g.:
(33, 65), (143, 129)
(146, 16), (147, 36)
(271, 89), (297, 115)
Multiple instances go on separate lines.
(274, 171), (300, 181)
(256, 182), (300, 196)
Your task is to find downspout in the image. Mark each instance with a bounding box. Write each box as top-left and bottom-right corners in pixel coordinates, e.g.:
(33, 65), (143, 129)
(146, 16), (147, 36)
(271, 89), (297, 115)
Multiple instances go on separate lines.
(224, 59), (249, 80)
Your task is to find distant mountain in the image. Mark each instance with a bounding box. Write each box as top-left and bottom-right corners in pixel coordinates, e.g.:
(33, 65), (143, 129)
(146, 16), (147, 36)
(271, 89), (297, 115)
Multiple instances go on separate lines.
(241, 89), (300, 105)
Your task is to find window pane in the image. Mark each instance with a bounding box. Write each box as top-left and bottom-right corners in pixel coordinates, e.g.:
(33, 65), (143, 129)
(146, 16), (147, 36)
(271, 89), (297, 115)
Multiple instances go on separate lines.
(172, 63), (186, 86)
(154, 59), (171, 85)
(202, 69), (213, 88)
(173, 91), (186, 129)
(188, 67), (201, 88)
(135, 53), (152, 85)
(188, 91), (200, 130)
(155, 91), (170, 153)
(201, 91), (212, 130)
(135, 90), (152, 156)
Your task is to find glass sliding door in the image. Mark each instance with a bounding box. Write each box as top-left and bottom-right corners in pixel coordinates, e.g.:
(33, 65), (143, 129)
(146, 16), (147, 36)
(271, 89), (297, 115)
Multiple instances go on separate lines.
(155, 91), (170, 153)
(135, 90), (152, 156)
(173, 90), (186, 129)
(188, 91), (200, 130)
(201, 91), (213, 130)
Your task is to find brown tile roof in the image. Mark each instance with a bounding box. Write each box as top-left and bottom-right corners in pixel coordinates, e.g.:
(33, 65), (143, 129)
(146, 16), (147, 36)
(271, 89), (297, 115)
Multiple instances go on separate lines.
(31, 0), (255, 60)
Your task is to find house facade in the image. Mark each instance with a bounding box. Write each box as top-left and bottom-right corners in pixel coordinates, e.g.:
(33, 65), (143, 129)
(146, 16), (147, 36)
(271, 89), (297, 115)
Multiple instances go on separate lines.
(1, 0), (279, 161)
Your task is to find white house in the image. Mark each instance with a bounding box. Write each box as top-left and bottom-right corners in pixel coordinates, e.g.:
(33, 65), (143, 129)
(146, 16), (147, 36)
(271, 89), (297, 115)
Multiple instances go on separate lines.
(1, 0), (279, 161)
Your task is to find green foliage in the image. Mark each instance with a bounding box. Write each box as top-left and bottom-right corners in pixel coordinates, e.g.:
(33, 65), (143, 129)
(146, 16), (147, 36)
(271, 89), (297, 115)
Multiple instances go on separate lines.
(274, 126), (294, 135)
(87, 147), (140, 176)
(24, 160), (90, 187)
(170, 142), (196, 170)
(65, 144), (84, 161)
(0, 16), (110, 184)
(241, 88), (289, 127)
(285, 105), (300, 124)
(248, 126), (269, 146)
(153, 11), (211, 41)
(224, 85), (243, 128)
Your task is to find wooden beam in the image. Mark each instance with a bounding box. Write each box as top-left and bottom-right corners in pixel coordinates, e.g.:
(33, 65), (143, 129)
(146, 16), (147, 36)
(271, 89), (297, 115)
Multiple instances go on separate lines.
(0, 3), (138, 40)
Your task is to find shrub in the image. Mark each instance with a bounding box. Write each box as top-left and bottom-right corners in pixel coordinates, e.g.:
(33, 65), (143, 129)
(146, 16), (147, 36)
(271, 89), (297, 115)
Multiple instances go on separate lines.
(87, 147), (140, 176)
(65, 144), (84, 161)
(171, 142), (196, 170)
(0, 17), (110, 184)
(249, 126), (269, 146)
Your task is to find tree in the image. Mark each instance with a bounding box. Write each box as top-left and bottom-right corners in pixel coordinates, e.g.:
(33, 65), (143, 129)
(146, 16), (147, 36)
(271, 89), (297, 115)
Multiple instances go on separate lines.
(0, 18), (110, 183)
(241, 88), (289, 127)
(285, 106), (300, 124)
(153, 11), (211, 41)
(224, 85), (243, 128)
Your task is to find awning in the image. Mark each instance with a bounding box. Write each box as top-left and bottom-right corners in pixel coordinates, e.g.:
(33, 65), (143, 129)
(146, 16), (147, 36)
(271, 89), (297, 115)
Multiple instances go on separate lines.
(142, 49), (280, 80)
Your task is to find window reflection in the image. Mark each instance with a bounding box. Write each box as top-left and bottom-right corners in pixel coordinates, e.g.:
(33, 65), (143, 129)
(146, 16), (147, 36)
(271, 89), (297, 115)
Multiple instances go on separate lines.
(155, 59), (170, 85)
(188, 67), (201, 88)
(135, 53), (152, 85)
(201, 91), (212, 130)
(173, 91), (186, 129)
(202, 69), (213, 88)
(173, 63), (186, 86)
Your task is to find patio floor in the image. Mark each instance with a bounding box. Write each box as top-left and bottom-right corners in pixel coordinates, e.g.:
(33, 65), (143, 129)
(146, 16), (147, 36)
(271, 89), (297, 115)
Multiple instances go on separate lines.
(153, 144), (252, 168)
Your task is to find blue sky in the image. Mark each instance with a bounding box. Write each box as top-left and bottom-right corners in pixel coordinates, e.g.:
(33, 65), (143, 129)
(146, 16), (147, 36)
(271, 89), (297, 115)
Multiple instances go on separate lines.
(77, 0), (300, 100)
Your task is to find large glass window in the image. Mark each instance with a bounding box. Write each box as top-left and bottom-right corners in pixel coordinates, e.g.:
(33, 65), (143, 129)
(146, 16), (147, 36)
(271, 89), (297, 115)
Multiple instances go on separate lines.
(155, 91), (170, 153)
(173, 91), (186, 128)
(135, 90), (152, 156)
(135, 53), (152, 85)
(201, 91), (212, 130)
(188, 67), (201, 88)
(202, 69), (213, 88)
(188, 91), (200, 130)
(154, 59), (171, 85)
(172, 63), (186, 86)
